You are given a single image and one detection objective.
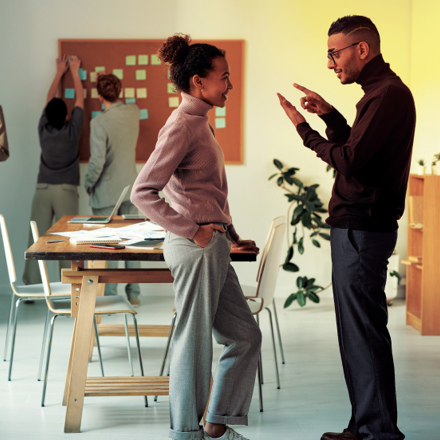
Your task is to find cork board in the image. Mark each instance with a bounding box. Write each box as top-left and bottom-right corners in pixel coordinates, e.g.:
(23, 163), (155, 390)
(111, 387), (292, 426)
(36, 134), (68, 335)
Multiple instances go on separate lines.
(58, 39), (244, 164)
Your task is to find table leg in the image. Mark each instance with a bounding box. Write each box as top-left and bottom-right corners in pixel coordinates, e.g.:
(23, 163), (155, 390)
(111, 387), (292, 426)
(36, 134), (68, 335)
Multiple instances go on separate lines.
(64, 275), (100, 433)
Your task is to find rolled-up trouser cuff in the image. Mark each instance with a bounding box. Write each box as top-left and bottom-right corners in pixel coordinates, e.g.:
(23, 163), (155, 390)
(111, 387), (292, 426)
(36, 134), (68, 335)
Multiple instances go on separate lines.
(168, 426), (205, 440)
(205, 414), (248, 426)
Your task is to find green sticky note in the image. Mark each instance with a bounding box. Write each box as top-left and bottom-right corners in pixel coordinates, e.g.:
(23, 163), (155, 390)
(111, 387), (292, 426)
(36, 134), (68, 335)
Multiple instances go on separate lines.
(113, 69), (123, 79)
(215, 118), (226, 129)
(168, 97), (180, 108)
(138, 55), (149, 65)
(126, 98), (136, 104)
(78, 68), (87, 81)
(215, 107), (226, 117)
(64, 88), (75, 99)
(151, 54), (161, 65)
(140, 109), (149, 120)
(126, 55), (136, 66)
(92, 111), (101, 119)
(136, 70), (146, 80)
(95, 66), (105, 72)
(167, 83), (177, 94)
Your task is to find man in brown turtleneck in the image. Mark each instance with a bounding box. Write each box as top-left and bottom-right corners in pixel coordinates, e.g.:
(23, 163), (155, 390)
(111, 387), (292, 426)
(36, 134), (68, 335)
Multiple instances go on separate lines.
(278, 15), (415, 440)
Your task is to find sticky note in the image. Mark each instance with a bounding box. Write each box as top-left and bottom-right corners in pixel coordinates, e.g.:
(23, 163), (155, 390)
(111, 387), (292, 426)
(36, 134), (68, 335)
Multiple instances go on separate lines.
(167, 83), (177, 94)
(126, 98), (136, 104)
(138, 55), (149, 65)
(101, 103), (105, 110)
(119, 90), (124, 98)
(136, 70), (146, 80)
(95, 66), (105, 72)
(215, 118), (226, 129)
(151, 54), (161, 65)
(78, 68), (87, 81)
(64, 88), (75, 99)
(113, 69), (123, 79)
(83, 89), (87, 99)
(136, 88), (147, 99)
(125, 88), (135, 98)
(90, 72), (97, 82)
(167, 69), (171, 79)
(92, 111), (101, 119)
(126, 55), (136, 66)
(215, 107), (226, 117)
(91, 89), (99, 98)
(140, 109), (149, 120)
(168, 97), (180, 108)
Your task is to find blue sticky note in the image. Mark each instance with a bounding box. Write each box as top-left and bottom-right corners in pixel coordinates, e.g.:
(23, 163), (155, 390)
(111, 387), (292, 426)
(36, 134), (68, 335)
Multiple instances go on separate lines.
(64, 88), (75, 99)
(126, 98), (136, 104)
(140, 109), (149, 120)
(78, 68), (87, 81)
(215, 118), (226, 129)
(91, 111), (101, 119)
(215, 107), (226, 117)
(101, 103), (105, 110)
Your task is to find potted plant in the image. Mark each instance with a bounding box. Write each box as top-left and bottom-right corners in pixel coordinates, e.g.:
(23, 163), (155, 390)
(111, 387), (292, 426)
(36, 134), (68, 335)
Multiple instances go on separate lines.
(431, 153), (440, 175)
(417, 158), (426, 175)
(269, 159), (331, 307)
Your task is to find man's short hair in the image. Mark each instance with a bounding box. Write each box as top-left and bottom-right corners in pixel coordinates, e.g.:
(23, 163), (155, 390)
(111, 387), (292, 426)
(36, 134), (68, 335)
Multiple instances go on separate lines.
(46, 98), (67, 130)
(328, 15), (380, 53)
(97, 74), (122, 102)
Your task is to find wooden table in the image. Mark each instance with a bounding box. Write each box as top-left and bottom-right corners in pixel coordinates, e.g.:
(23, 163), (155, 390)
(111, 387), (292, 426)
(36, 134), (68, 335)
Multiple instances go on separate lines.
(25, 215), (256, 433)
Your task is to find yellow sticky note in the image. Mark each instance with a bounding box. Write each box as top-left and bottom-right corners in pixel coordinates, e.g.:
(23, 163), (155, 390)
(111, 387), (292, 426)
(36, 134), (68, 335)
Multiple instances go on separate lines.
(215, 118), (226, 129)
(119, 89), (124, 98)
(126, 55), (136, 66)
(138, 55), (149, 65)
(167, 83), (177, 94)
(91, 88), (99, 99)
(151, 54), (161, 65)
(90, 72), (97, 82)
(136, 70), (146, 80)
(125, 88), (135, 98)
(113, 69), (123, 79)
(168, 97), (180, 108)
(95, 66), (105, 72)
(83, 89), (87, 99)
(136, 88), (147, 99)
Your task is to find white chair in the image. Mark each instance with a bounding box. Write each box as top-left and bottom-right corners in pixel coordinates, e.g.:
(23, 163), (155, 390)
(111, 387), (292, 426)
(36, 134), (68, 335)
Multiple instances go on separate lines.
(243, 219), (286, 412)
(30, 220), (146, 407)
(0, 214), (70, 381)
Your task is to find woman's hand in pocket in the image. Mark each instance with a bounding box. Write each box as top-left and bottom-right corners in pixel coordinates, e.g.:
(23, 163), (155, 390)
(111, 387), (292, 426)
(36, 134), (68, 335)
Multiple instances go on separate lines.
(193, 224), (225, 248)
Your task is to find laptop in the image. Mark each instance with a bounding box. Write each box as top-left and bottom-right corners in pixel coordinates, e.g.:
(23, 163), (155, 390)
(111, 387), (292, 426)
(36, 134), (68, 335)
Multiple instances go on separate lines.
(68, 185), (130, 224)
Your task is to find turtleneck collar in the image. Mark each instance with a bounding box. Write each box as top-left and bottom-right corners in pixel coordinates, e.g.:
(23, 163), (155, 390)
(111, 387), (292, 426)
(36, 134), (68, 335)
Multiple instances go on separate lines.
(180, 92), (213, 116)
(356, 54), (396, 91)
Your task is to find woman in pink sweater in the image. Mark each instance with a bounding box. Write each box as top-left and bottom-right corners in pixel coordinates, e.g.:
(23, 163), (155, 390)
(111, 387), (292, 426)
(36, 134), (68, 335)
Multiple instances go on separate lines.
(131, 35), (261, 440)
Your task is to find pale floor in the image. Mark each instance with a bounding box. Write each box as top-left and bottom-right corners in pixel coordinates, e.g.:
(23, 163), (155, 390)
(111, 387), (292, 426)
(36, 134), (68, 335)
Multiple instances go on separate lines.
(0, 291), (439, 440)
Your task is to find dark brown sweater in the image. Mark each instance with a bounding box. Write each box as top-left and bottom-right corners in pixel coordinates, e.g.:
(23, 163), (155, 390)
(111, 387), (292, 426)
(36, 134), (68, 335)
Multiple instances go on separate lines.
(297, 55), (416, 232)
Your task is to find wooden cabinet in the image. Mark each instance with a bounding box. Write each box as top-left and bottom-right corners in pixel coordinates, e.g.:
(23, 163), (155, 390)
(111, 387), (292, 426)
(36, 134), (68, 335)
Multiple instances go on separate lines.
(404, 174), (440, 335)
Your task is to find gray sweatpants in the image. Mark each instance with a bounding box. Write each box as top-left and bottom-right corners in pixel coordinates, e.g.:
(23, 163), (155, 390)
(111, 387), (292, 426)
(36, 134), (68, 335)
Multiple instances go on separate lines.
(163, 229), (262, 440)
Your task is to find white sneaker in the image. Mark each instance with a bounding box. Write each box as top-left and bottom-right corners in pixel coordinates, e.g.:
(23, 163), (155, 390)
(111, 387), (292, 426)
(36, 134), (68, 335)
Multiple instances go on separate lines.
(204, 426), (249, 440)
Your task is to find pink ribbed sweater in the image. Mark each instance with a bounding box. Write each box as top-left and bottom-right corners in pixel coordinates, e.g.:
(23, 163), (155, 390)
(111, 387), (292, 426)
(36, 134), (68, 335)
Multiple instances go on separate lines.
(131, 93), (233, 239)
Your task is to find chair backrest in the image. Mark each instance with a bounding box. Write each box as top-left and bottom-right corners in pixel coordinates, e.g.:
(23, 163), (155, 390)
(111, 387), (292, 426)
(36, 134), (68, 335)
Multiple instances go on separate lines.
(256, 216), (285, 283)
(255, 221), (286, 308)
(30, 221), (51, 297)
(0, 214), (17, 285)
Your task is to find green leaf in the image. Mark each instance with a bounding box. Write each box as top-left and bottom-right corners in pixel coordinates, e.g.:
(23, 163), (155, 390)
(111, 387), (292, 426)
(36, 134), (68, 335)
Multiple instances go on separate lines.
(305, 277), (316, 288)
(297, 291), (306, 307)
(291, 177), (303, 188)
(306, 291), (320, 303)
(389, 270), (402, 284)
(268, 173), (278, 181)
(284, 293), (297, 309)
(298, 237), (304, 254)
(296, 276), (304, 289)
(312, 239), (321, 248)
(318, 232), (331, 240)
(310, 231), (319, 237)
(301, 211), (312, 227)
(274, 159), (284, 170)
(304, 201), (315, 213)
(285, 245), (294, 262)
(277, 176), (284, 186)
(282, 262), (300, 272)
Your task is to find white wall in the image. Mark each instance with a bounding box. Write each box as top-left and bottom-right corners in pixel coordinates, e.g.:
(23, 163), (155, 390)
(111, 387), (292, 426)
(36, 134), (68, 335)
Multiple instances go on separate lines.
(0, 0), (417, 303)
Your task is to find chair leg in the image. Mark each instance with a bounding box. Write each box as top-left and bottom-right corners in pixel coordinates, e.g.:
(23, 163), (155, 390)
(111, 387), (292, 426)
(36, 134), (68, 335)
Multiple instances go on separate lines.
(8, 297), (23, 381)
(93, 317), (105, 377)
(257, 357), (263, 412)
(266, 308), (280, 389)
(154, 311), (176, 402)
(41, 313), (58, 407)
(38, 308), (51, 381)
(3, 291), (15, 362)
(131, 314), (147, 407)
(272, 299), (286, 364)
(124, 315), (134, 376)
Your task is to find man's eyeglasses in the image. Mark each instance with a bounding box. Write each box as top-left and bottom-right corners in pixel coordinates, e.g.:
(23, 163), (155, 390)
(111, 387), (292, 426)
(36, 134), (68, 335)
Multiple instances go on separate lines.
(327, 42), (360, 64)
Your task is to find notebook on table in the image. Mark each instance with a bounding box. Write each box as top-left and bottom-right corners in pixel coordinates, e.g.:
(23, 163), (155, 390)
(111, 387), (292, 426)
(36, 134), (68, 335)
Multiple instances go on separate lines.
(68, 185), (130, 224)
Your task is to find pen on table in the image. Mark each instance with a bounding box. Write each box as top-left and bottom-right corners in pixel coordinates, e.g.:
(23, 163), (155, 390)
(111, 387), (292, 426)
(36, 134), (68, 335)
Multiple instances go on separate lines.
(46, 239), (65, 243)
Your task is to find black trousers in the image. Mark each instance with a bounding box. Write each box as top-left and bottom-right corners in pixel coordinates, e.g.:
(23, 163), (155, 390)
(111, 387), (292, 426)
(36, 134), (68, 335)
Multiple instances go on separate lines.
(330, 228), (404, 440)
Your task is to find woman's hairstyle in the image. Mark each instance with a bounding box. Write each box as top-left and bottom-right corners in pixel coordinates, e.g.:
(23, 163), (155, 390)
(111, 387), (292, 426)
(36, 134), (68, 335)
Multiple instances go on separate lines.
(45, 98), (67, 130)
(97, 73), (122, 102)
(158, 34), (226, 94)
